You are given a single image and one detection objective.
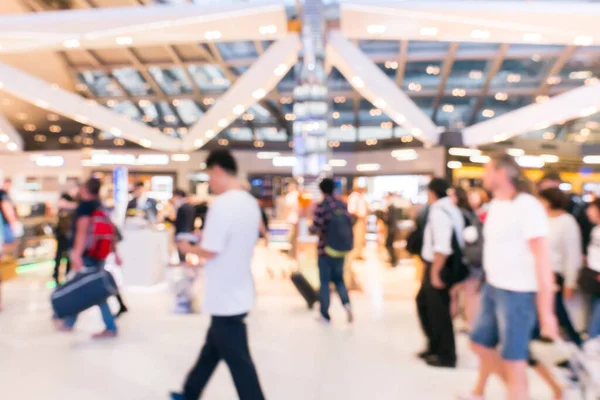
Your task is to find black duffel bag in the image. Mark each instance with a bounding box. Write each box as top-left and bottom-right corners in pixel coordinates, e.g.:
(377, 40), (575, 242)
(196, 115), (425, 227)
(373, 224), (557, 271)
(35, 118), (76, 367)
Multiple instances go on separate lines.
(578, 266), (600, 296)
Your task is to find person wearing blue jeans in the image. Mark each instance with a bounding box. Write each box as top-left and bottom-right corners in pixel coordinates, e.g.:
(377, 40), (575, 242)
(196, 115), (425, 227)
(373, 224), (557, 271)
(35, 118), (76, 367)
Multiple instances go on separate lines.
(62, 257), (117, 334)
(318, 255), (351, 321)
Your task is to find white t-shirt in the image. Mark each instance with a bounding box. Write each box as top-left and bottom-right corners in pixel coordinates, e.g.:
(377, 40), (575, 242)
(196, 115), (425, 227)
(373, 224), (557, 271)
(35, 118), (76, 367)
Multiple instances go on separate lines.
(348, 192), (369, 218)
(284, 190), (299, 224)
(484, 193), (549, 292)
(201, 190), (260, 316)
(587, 226), (600, 273)
(548, 213), (582, 288)
(421, 197), (465, 263)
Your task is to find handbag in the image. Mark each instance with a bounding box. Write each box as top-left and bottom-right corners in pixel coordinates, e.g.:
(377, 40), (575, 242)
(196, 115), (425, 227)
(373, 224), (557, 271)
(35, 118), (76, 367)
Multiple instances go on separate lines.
(578, 266), (600, 296)
(433, 208), (469, 287)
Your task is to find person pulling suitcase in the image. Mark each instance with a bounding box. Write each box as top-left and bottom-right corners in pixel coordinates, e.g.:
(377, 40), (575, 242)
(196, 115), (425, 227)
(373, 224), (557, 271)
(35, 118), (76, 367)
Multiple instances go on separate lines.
(53, 178), (120, 339)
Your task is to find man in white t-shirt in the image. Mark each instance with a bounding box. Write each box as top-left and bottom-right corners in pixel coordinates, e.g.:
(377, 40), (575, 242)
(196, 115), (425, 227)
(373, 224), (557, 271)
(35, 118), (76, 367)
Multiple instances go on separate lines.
(466, 154), (558, 400)
(171, 150), (265, 400)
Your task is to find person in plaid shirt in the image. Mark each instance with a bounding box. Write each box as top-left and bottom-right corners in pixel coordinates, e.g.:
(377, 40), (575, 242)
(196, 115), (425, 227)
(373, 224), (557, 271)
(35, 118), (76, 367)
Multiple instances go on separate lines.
(309, 178), (353, 324)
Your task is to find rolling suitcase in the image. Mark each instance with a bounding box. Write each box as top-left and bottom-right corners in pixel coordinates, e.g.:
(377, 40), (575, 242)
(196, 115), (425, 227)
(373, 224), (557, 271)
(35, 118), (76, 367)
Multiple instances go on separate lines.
(291, 271), (318, 309)
(51, 268), (118, 318)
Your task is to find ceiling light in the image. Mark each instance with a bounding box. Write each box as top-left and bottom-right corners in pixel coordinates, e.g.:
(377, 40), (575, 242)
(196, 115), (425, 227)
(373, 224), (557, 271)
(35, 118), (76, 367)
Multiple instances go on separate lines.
(516, 156), (545, 168)
(482, 109), (495, 118)
(272, 156), (296, 167)
(581, 128), (591, 137)
(469, 70), (483, 80)
(74, 114), (89, 124)
(35, 100), (49, 109)
(7, 142), (17, 151)
(569, 71), (593, 80)
(584, 155), (600, 164)
(254, 140), (265, 148)
(420, 27), (438, 37)
(257, 152), (280, 160)
(171, 154), (190, 162)
(412, 128), (422, 137)
(233, 104), (245, 115)
(449, 148), (481, 157)
(380, 122), (393, 129)
(400, 136), (413, 143)
(139, 139), (151, 148)
(447, 161), (463, 169)
(218, 139), (229, 146)
(442, 104), (455, 113)
(0, 133), (7, 143)
(110, 127), (122, 136)
(352, 76), (364, 88)
(24, 123), (36, 132)
(374, 98), (387, 109)
(285, 113), (296, 121)
(408, 82), (422, 92)
(81, 126), (94, 134)
(83, 137), (94, 146)
(259, 25), (277, 35)
(367, 25), (386, 34)
(493, 133), (509, 143)
(116, 36), (133, 45)
(370, 108), (382, 116)
(495, 92), (508, 101)
(203, 98), (215, 105)
(73, 136), (82, 144)
(507, 73), (522, 83)
(218, 119), (228, 128)
(274, 64), (288, 77)
(204, 31), (222, 41)
(574, 36), (593, 46)
(586, 77), (599, 86)
(540, 154), (559, 163)
(547, 76), (562, 85)
(385, 61), (399, 70)
(523, 33), (542, 42)
(177, 127), (188, 135)
(204, 130), (215, 139)
(329, 159), (347, 167)
(506, 148), (525, 157)
(394, 114), (406, 124)
(252, 89), (266, 100)
(426, 65), (440, 75)
(332, 112), (340, 119)
(139, 100), (151, 107)
(471, 29), (490, 39)
(470, 155), (490, 164)
(16, 112), (27, 121)
(451, 88), (466, 97)
(163, 127), (175, 135)
(391, 149), (418, 161)
(34, 134), (46, 142)
(356, 163), (381, 172)
(531, 54), (542, 62)
(58, 136), (70, 144)
(366, 139), (378, 146)
(49, 125), (61, 133)
(280, 96), (293, 104)
(243, 113), (254, 121)
(63, 39), (80, 48)
(535, 95), (550, 103)
(106, 100), (117, 107)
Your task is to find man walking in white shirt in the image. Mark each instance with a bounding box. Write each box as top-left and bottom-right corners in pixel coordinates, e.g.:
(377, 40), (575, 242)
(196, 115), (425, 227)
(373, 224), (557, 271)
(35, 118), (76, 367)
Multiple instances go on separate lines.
(416, 178), (465, 368)
(171, 150), (265, 400)
(467, 154), (558, 400)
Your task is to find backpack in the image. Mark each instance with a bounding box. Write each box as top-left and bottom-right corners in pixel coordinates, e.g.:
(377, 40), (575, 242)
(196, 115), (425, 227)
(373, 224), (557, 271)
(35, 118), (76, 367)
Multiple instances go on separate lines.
(86, 209), (116, 260)
(461, 210), (484, 268)
(406, 207), (429, 256)
(435, 208), (469, 287)
(324, 205), (354, 258)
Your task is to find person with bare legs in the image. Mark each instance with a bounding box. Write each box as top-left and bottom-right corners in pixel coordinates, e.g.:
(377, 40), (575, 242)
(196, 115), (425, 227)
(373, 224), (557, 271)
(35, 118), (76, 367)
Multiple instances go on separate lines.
(463, 154), (559, 400)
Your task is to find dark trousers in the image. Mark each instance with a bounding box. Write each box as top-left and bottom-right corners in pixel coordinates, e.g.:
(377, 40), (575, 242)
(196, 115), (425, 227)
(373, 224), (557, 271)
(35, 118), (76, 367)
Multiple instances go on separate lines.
(53, 235), (71, 284)
(183, 314), (265, 400)
(416, 262), (456, 361)
(555, 273), (583, 346)
(318, 255), (351, 320)
(385, 233), (397, 265)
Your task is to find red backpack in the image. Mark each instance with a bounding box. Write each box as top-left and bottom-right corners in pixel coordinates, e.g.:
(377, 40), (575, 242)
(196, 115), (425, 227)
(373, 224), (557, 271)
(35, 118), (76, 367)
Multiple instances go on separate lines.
(86, 209), (116, 260)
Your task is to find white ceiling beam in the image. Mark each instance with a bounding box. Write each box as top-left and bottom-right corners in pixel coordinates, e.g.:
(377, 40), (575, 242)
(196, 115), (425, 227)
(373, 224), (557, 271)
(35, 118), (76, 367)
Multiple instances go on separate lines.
(326, 30), (439, 145)
(462, 83), (600, 146)
(0, 112), (23, 153)
(0, 61), (181, 152)
(0, 2), (287, 53)
(341, 0), (600, 46)
(182, 34), (301, 152)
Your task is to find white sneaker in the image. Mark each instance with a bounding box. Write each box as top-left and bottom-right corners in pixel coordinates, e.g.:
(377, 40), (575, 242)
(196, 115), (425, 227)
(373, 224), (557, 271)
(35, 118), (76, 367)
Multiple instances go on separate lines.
(345, 304), (354, 324)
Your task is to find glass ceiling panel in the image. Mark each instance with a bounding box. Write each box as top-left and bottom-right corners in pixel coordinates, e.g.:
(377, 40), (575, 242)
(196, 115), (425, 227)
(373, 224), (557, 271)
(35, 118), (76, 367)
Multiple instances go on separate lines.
(328, 67), (351, 91)
(331, 97), (353, 112)
(408, 41), (450, 54)
(446, 60), (489, 89)
(112, 67), (154, 96)
(377, 62), (396, 80)
(358, 126), (392, 141)
(139, 101), (159, 124)
(277, 66), (297, 91)
(249, 104), (276, 123)
(77, 70), (123, 97)
(473, 95), (532, 124)
(412, 97), (435, 118)
(148, 66), (193, 95)
(556, 53), (600, 88)
(216, 41), (258, 61)
(402, 61), (443, 90)
(227, 127), (253, 141)
(174, 99), (203, 125)
(490, 58), (555, 90)
(111, 101), (142, 120)
(436, 96), (475, 128)
(256, 127), (286, 141)
(188, 65), (231, 92)
(156, 101), (179, 126)
(358, 40), (400, 55)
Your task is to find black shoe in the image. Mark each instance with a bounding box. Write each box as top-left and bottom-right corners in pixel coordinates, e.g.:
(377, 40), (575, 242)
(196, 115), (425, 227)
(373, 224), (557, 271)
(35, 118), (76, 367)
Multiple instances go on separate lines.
(115, 306), (128, 319)
(425, 355), (456, 368)
(416, 350), (433, 360)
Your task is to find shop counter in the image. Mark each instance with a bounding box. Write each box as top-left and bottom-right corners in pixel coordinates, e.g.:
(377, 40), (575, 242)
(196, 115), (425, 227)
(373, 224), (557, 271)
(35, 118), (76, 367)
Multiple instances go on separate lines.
(119, 228), (170, 287)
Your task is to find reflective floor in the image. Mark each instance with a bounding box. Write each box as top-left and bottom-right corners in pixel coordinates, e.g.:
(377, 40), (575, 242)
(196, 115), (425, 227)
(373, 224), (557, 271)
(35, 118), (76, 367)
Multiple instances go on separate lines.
(0, 253), (580, 400)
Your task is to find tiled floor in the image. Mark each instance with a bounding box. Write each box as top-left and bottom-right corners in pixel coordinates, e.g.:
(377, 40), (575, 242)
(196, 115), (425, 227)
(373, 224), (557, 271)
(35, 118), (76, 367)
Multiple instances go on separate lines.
(0, 257), (580, 400)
